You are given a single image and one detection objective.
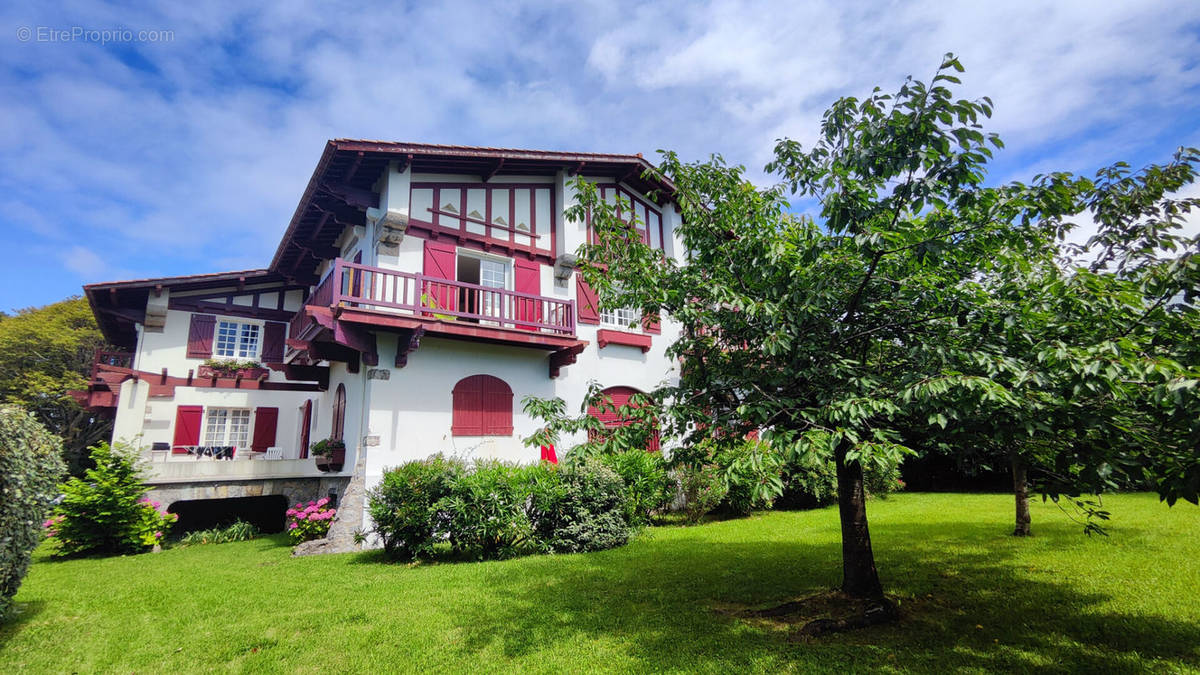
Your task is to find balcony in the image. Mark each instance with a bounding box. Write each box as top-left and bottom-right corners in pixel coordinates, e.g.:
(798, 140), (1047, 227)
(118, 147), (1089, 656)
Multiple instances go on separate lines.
(289, 259), (585, 372)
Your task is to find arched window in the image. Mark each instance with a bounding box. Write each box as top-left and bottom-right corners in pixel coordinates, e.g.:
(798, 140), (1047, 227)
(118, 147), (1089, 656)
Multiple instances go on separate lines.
(451, 375), (513, 436)
(587, 385), (660, 452)
(331, 384), (346, 441)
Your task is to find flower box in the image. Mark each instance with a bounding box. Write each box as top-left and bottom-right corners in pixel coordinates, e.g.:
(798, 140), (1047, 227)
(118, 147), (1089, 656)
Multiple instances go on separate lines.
(197, 364), (269, 380)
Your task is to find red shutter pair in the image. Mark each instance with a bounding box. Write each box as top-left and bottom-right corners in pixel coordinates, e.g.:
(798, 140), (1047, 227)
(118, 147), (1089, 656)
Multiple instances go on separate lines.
(170, 405), (278, 455)
(576, 274), (662, 334)
(451, 375), (513, 436)
(186, 314), (286, 362)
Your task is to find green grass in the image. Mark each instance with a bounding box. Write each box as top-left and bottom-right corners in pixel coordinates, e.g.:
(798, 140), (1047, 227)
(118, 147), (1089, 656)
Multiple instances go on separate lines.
(3, 493), (1198, 673)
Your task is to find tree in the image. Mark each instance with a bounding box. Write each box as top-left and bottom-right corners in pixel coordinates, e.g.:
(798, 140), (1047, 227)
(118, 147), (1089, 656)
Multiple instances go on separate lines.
(0, 297), (111, 475)
(571, 55), (1196, 610)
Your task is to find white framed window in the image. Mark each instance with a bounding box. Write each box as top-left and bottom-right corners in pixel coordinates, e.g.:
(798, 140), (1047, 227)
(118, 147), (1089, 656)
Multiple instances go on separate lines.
(601, 305), (642, 330)
(214, 320), (261, 359)
(203, 408), (251, 448)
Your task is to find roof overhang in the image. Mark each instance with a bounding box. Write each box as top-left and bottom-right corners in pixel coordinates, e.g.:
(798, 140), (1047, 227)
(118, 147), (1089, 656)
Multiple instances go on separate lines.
(268, 140), (678, 285)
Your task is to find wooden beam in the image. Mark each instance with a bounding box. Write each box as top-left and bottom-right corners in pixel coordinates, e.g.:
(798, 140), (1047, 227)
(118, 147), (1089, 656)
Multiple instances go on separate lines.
(394, 327), (425, 368)
(550, 343), (586, 378)
(344, 151), (364, 183)
(483, 158), (505, 182)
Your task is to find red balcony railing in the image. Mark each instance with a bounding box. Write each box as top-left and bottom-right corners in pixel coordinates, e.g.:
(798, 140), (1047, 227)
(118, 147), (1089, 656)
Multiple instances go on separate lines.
(290, 258), (575, 341)
(90, 349), (133, 380)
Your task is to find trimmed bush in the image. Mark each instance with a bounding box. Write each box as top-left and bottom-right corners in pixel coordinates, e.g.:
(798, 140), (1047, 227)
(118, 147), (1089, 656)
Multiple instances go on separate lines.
(0, 407), (65, 620)
(48, 442), (176, 557)
(597, 450), (674, 526)
(779, 455), (905, 508)
(368, 455), (463, 559)
(530, 459), (631, 553)
(439, 460), (535, 559)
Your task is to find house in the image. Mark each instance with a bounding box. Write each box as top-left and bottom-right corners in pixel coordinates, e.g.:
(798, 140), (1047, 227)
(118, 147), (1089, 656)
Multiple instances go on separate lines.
(76, 141), (683, 536)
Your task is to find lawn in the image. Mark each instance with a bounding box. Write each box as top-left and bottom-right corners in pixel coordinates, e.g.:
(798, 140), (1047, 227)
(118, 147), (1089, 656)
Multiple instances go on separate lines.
(3, 493), (1198, 673)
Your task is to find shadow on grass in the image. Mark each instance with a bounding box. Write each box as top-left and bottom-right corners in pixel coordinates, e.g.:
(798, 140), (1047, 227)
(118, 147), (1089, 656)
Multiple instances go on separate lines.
(0, 600), (45, 648)
(442, 518), (1200, 673)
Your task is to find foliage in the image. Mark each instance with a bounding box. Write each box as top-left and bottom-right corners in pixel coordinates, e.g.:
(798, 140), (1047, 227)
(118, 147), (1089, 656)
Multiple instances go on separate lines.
(0, 407), (65, 620)
(595, 450), (674, 526)
(0, 297), (111, 476)
(522, 383), (661, 459)
(674, 461), (727, 524)
(286, 498), (336, 544)
(200, 358), (263, 375)
(178, 520), (261, 546)
(47, 442), (176, 556)
(529, 459), (631, 553)
(438, 460), (537, 559)
(569, 54), (1199, 597)
(308, 438), (346, 458)
(367, 454), (463, 559)
(714, 439), (786, 515)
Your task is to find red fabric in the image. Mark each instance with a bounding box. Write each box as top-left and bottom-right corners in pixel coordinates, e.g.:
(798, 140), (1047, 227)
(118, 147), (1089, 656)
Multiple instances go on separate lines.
(422, 238), (457, 313)
(171, 405), (203, 453)
(261, 321), (286, 362)
(186, 314), (215, 359)
(513, 259), (542, 330)
(452, 375), (513, 436)
(252, 407), (278, 453)
(575, 274), (600, 325)
(540, 444), (558, 464)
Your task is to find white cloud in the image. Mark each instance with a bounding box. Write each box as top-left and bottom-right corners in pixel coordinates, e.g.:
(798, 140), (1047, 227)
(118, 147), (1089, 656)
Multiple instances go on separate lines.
(0, 0), (1197, 307)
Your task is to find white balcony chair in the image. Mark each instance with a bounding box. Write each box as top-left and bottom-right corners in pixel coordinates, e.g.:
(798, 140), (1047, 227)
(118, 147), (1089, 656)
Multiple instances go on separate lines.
(264, 446), (283, 460)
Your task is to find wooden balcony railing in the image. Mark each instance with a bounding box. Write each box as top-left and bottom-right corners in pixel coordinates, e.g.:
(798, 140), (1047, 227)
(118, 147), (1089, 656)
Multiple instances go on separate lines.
(90, 349), (133, 380)
(290, 258), (575, 341)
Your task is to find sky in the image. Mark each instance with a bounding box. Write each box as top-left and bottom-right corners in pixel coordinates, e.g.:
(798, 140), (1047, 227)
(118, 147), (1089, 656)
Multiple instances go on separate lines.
(1, 1), (1198, 311)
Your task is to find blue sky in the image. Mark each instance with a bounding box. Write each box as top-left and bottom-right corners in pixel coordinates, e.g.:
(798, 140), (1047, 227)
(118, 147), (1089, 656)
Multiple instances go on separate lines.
(2, 1), (1199, 311)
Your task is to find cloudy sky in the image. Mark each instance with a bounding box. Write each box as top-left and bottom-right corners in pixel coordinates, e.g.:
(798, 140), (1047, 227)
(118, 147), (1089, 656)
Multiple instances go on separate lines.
(2, 1), (1198, 310)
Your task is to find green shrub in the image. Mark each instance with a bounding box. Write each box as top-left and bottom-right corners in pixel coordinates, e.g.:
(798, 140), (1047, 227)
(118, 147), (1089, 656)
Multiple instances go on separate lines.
(439, 460), (535, 559)
(368, 455), (463, 560)
(717, 439), (785, 515)
(597, 450), (674, 526)
(530, 459), (631, 553)
(48, 442), (176, 557)
(0, 407), (65, 620)
(178, 520), (261, 546)
(779, 454), (905, 508)
(675, 462), (728, 524)
(864, 456), (905, 498)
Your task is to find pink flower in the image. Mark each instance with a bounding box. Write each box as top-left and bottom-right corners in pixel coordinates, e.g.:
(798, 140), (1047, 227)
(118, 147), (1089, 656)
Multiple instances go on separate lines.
(43, 519), (54, 528)
(316, 497), (329, 507)
(154, 531), (163, 539)
(288, 522), (298, 529)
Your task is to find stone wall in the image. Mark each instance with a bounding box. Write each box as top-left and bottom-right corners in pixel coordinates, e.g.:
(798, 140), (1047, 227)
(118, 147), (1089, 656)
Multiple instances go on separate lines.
(150, 476), (351, 510)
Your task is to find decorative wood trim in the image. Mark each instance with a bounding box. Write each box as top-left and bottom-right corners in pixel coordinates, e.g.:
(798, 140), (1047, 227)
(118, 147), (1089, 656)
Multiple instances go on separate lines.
(394, 327), (424, 368)
(597, 329), (652, 353)
(550, 343), (586, 378)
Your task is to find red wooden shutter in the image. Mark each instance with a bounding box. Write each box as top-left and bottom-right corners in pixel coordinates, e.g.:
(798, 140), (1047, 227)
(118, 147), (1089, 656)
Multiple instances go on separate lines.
(576, 274), (600, 325)
(186, 314), (216, 358)
(643, 312), (661, 335)
(332, 384), (347, 441)
(452, 375), (513, 436)
(299, 400), (312, 459)
(451, 376), (483, 436)
(422, 239), (457, 313)
(171, 405), (203, 454)
(482, 377), (514, 435)
(251, 407), (278, 453)
(587, 387), (659, 452)
(261, 321), (286, 363)
(513, 259), (541, 331)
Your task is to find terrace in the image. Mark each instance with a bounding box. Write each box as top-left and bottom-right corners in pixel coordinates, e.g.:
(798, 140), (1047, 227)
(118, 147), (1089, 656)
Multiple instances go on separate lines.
(288, 258), (586, 375)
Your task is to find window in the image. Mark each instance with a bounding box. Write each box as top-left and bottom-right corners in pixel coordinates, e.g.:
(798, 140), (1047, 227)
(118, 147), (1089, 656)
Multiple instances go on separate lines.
(600, 305), (641, 330)
(457, 252), (511, 320)
(451, 375), (513, 436)
(214, 320), (260, 359)
(203, 408), (251, 448)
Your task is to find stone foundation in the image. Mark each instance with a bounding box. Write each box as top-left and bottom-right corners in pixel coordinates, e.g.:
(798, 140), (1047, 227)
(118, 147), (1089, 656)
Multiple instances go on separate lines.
(149, 476), (351, 510)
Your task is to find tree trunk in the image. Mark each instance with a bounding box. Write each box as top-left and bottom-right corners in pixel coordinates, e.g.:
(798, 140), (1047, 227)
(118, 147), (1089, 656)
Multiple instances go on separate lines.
(835, 444), (884, 599)
(1011, 452), (1031, 537)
